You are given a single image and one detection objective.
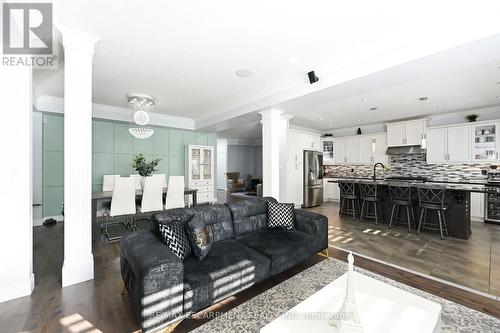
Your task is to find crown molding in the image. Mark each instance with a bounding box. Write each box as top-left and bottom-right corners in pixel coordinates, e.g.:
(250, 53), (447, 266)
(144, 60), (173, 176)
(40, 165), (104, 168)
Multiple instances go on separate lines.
(34, 95), (195, 130)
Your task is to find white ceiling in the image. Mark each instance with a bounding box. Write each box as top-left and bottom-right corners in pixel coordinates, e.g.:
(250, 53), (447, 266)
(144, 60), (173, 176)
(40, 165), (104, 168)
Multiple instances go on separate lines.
(282, 58), (500, 131)
(218, 121), (262, 140)
(35, 0), (500, 130)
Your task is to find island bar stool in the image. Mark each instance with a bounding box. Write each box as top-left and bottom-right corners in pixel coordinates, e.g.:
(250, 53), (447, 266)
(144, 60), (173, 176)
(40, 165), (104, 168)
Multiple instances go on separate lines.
(416, 186), (449, 240)
(359, 182), (383, 225)
(388, 183), (415, 232)
(339, 181), (359, 219)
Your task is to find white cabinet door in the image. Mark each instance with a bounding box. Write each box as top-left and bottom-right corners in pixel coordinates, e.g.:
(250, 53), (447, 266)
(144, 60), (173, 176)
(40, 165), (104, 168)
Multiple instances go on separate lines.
(288, 131), (298, 162)
(426, 128), (447, 163)
(287, 163), (303, 206)
(359, 136), (373, 163)
(323, 179), (333, 200)
(447, 125), (471, 162)
(334, 138), (347, 163)
(346, 137), (360, 163)
(331, 183), (340, 201)
(405, 122), (425, 146)
(470, 192), (485, 221)
(387, 124), (405, 147)
(372, 133), (388, 163)
(310, 135), (321, 151)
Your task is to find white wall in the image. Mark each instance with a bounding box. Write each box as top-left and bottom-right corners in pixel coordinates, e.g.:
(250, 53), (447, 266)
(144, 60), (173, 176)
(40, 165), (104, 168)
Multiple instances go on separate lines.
(216, 138), (228, 190)
(33, 111), (43, 226)
(0, 66), (34, 302)
(227, 145), (262, 179)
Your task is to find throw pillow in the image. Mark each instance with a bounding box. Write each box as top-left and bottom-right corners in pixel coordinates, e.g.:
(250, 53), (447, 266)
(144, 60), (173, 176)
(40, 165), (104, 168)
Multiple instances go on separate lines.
(267, 201), (295, 230)
(185, 215), (213, 260)
(157, 218), (192, 260)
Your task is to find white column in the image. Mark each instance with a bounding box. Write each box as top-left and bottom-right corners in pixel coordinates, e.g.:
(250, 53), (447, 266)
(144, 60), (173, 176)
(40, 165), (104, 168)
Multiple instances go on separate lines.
(60, 27), (99, 287)
(0, 66), (34, 302)
(259, 109), (292, 200)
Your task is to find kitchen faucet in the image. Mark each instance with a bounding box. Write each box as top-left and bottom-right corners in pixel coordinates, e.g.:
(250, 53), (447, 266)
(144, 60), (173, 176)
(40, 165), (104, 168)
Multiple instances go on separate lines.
(373, 162), (385, 180)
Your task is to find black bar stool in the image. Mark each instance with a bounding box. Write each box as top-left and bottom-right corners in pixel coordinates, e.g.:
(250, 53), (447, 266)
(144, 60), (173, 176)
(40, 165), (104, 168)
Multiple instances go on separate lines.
(388, 183), (415, 232)
(339, 181), (358, 219)
(416, 186), (449, 240)
(359, 182), (383, 225)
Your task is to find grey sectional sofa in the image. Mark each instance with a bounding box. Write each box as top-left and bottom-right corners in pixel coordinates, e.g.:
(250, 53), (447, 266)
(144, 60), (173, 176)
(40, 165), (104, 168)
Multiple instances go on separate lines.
(120, 197), (328, 332)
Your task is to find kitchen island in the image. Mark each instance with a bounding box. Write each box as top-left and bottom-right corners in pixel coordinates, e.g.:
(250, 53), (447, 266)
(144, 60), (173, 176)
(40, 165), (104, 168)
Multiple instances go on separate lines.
(327, 177), (498, 240)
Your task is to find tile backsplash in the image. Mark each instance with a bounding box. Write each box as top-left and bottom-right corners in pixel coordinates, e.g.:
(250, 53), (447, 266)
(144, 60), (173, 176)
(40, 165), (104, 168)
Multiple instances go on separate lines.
(323, 153), (497, 182)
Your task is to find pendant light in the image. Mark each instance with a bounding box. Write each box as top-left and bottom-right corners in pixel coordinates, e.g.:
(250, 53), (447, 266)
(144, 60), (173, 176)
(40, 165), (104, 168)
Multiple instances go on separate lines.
(370, 107), (377, 152)
(419, 97), (428, 149)
(127, 93), (155, 139)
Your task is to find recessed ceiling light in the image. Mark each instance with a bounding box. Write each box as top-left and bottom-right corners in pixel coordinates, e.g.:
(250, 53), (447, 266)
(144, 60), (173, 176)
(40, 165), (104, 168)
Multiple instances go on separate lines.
(288, 56), (297, 64)
(329, 123), (333, 127)
(357, 119), (362, 122)
(370, 107), (378, 111)
(436, 105), (444, 109)
(392, 113), (397, 117)
(319, 116), (324, 121)
(361, 97), (368, 101)
(235, 69), (254, 78)
(496, 96), (500, 99)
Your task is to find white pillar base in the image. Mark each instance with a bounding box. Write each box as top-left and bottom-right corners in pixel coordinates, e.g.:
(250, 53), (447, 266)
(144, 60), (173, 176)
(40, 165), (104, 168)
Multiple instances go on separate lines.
(62, 254), (94, 287)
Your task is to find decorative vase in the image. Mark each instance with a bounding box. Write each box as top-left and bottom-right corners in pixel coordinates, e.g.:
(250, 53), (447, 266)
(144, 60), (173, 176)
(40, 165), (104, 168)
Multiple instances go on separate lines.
(357, 128), (362, 135)
(140, 177), (146, 189)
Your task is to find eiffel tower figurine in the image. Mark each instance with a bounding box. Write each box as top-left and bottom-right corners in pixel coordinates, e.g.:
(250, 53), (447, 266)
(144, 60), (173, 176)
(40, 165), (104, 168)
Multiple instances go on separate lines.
(329, 251), (363, 332)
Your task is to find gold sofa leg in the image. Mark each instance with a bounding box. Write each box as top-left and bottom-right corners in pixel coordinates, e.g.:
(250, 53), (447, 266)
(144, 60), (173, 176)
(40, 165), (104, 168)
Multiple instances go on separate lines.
(318, 248), (329, 258)
(161, 318), (183, 333)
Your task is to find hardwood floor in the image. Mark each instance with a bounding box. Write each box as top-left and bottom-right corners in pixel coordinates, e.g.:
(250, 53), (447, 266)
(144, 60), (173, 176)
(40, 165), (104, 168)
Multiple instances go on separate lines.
(307, 202), (500, 297)
(1, 207), (498, 333)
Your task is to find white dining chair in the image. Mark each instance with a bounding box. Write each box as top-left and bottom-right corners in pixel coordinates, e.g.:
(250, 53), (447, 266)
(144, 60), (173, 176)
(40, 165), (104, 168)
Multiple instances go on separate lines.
(152, 173), (167, 187)
(165, 176), (186, 209)
(129, 174), (142, 190)
(102, 175), (120, 191)
(138, 176), (164, 213)
(102, 177), (137, 241)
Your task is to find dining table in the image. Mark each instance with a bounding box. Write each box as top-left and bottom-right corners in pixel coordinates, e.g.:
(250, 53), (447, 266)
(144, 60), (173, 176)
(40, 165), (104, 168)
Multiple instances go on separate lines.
(91, 187), (198, 242)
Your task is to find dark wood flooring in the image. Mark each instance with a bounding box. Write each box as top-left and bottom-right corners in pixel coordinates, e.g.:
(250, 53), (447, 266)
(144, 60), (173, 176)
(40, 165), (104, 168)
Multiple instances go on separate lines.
(1, 207), (498, 333)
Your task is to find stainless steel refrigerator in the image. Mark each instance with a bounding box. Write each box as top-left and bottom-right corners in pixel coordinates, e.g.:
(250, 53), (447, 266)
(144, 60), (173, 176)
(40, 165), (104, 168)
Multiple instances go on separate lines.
(302, 150), (323, 208)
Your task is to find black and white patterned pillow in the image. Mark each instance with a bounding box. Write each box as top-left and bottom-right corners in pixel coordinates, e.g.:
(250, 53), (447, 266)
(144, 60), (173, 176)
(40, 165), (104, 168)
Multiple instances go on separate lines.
(267, 201), (295, 230)
(158, 219), (192, 260)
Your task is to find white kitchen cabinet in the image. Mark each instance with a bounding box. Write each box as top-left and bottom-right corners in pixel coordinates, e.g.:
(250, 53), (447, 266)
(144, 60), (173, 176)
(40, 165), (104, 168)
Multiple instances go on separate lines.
(426, 125), (471, 163)
(426, 127), (447, 163)
(359, 133), (388, 163)
(447, 125), (471, 161)
(287, 162), (303, 207)
(322, 138), (334, 164)
(471, 192), (485, 221)
(372, 133), (388, 163)
(323, 179), (340, 202)
(288, 130), (322, 163)
(334, 138), (348, 163)
(346, 136), (360, 163)
(386, 120), (426, 147)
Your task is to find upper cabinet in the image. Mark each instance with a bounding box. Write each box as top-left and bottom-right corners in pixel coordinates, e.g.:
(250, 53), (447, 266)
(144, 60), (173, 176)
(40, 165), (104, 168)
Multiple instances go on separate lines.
(287, 129), (321, 163)
(386, 120), (426, 147)
(322, 138), (334, 164)
(426, 125), (471, 163)
(334, 132), (387, 164)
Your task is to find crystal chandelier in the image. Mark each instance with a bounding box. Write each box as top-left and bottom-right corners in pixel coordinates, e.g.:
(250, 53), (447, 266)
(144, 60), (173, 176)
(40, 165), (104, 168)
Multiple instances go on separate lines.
(127, 93), (155, 139)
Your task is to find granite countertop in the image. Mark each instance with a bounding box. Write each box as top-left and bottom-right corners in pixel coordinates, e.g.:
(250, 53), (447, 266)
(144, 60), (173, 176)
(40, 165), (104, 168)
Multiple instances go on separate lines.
(325, 177), (495, 193)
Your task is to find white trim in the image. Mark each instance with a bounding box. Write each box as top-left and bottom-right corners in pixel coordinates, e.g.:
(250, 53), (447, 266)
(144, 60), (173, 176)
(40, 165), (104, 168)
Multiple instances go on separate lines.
(0, 274), (35, 303)
(35, 95), (196, 130)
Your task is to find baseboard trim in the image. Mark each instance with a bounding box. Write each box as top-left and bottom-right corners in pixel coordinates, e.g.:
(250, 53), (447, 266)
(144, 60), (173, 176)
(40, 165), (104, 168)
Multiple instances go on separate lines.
(0, 274), (34, 303)
(62, 254), (94, 287)
(329, 245), (499, 301)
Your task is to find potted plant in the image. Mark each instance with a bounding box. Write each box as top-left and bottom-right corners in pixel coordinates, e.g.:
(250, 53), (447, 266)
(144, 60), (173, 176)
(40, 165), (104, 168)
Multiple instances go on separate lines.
(131, 153), (162, 188)
(466, 114), (479, 122)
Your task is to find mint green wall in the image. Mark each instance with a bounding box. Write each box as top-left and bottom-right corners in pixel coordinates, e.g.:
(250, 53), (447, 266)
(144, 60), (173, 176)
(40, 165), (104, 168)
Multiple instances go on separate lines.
(42, 114), (217, 218)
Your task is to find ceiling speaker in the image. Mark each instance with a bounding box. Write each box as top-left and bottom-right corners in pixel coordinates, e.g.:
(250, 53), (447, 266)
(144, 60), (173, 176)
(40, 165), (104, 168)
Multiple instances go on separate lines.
(307, 71), (319, 84)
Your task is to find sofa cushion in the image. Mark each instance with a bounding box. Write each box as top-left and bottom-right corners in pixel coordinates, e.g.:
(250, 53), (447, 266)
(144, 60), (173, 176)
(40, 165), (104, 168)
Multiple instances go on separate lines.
(153, 204), (234, 242)
(183, 239), (271, 313)
(185, 213), (213, 260)
(267, 201), (295, 230)
(226, 197), (277, 236)
(235, 229), (317, 275)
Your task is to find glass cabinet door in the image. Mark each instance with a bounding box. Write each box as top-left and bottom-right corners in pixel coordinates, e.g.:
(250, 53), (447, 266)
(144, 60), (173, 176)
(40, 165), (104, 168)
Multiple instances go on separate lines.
(191, 148), (201, 180)
(322, 140), (333, 162)
(472, 124), (497, 160)
(202, 149), (212, 179)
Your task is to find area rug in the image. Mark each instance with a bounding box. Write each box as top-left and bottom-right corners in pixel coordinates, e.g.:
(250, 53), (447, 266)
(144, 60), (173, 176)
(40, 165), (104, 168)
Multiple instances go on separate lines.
(192, 258), (500, 333)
